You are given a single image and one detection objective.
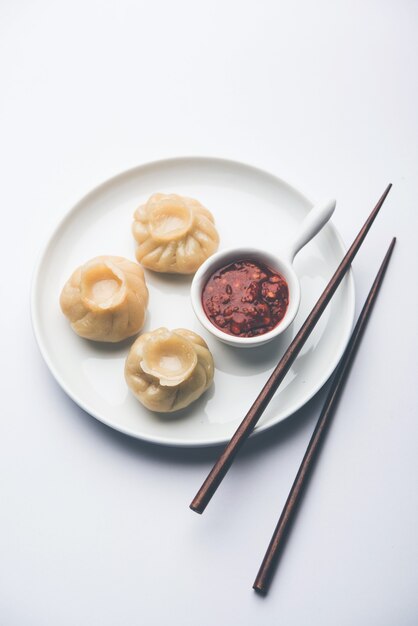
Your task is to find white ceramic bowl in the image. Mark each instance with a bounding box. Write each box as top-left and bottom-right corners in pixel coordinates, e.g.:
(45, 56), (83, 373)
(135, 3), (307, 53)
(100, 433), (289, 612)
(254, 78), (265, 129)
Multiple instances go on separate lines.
(190, 247), (301, 348)
(191, 199), (336, 348)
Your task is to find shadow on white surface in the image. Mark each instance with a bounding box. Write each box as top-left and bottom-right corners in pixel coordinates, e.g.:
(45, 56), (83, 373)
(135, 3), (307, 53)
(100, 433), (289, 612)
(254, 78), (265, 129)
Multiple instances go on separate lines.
(46, 350), (329, 466)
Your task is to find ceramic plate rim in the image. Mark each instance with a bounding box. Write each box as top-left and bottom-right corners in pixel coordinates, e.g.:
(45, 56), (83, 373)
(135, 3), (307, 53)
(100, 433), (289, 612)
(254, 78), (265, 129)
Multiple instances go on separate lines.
(31, 156), (355, 447)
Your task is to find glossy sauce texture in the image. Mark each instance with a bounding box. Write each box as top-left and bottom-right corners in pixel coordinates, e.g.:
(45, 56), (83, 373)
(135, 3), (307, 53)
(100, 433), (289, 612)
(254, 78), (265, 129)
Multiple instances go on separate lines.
(202, 259), (289, 337)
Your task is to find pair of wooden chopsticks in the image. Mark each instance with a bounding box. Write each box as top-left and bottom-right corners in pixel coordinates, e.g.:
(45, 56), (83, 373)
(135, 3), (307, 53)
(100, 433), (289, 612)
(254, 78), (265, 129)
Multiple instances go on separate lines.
(189, 184), (395, 593)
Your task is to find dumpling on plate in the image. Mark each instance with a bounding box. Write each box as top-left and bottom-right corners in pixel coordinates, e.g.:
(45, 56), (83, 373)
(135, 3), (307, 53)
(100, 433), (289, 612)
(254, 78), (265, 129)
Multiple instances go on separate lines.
(125, 327), (214, 412)
(132, 193), (219, 274)
(60, 256), (149, 342)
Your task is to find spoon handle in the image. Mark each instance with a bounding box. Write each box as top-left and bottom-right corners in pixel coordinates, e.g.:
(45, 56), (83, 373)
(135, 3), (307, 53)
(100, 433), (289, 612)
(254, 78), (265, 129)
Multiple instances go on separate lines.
(286, 199), (336, 262)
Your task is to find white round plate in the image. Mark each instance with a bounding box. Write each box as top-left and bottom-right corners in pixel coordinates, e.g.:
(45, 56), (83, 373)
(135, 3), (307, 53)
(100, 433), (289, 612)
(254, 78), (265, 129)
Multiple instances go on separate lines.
(31, 157), (355, 447)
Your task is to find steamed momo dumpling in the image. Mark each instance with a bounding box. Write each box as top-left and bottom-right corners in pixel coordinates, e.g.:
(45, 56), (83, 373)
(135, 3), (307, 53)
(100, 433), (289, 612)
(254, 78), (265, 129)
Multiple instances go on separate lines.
(132, 193), (219, 274)
(125, 327), (214, 412)
(60, 256), (149, 342)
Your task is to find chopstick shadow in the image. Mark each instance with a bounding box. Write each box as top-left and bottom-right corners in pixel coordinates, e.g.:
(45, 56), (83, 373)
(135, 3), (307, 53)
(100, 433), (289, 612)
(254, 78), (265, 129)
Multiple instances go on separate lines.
(42, 352), (331, 598)
(52, 368), (329, 468)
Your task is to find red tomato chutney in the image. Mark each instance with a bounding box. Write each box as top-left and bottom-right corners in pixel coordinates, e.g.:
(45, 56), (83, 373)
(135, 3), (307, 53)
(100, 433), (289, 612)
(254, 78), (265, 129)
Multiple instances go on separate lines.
(202, 259), (289, 337)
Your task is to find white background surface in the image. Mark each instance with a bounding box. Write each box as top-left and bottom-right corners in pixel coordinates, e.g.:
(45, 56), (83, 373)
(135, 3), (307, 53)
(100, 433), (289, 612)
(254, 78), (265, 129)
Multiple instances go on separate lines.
(1, 1), (417, 624)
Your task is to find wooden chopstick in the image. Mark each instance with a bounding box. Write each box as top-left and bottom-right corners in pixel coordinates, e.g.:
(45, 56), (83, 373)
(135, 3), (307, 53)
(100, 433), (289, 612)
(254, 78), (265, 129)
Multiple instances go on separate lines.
(190, 185), (392, 514)
(253, 236), (397, 595)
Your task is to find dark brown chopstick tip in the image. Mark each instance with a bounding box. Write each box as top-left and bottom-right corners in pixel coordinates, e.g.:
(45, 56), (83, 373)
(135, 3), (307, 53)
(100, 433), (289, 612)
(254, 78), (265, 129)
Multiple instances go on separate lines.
(253, 583), (267, 596)
(382, 237), (396, 260)
(189, 502), (203, 515)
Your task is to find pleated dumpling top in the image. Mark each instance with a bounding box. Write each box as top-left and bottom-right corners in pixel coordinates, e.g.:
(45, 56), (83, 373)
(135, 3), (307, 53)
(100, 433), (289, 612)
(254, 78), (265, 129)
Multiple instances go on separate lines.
(132, 193), (219, 274)
(60, 256), (149, 342)
(125, 327), (214, 412)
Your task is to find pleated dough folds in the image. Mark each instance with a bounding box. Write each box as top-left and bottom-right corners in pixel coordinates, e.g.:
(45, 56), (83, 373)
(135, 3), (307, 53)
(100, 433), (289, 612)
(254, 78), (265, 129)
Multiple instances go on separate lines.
(132, 193), (219, 274)
(125, 327), (214, 412)
(60, 256), (149, 342)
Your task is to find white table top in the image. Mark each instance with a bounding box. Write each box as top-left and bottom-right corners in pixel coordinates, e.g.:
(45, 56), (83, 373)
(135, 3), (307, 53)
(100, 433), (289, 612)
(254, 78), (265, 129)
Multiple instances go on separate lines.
(1, 1), (417, 624)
